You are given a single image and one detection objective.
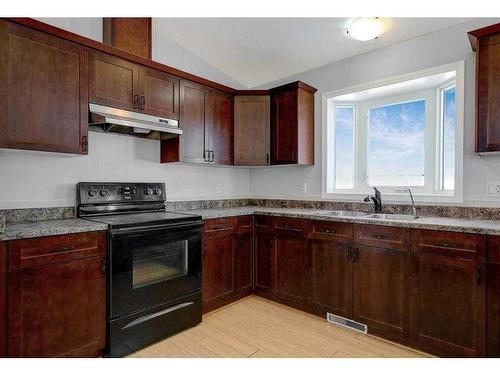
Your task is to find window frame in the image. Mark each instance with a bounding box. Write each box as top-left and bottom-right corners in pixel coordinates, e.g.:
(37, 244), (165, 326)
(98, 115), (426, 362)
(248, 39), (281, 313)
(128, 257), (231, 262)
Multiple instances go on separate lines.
(321, 61), (465, 204)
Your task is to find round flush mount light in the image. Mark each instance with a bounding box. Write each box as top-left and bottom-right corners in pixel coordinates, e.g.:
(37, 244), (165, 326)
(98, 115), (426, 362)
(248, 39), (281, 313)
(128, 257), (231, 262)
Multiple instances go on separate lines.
(347, 18), (384, 41)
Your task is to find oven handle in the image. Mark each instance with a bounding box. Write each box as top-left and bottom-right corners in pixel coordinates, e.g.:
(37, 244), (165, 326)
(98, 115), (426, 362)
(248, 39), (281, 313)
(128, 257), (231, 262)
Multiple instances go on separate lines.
(121, 302), (195, 330)
(110, 220), (203, 235)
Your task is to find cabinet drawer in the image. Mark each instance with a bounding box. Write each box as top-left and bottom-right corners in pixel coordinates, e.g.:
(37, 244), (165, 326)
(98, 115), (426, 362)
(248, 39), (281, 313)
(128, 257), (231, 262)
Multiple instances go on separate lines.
(273, 217), (308, 235)
(412, 229), (486, 259)
(9, 232), (106, 270)
(237, 215), (253, 233)
(254, 215), (274, 230)
(308, 220), (353, 243)
(203, 217), (236, 238)
(354, 224), (410, 251)
(487, 235), (500, 264)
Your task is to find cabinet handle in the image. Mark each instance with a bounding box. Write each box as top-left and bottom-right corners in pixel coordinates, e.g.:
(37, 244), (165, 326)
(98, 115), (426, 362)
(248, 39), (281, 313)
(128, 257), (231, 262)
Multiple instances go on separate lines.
(435, 241), (460, 248)
(203, 150), (209, 162)
(140, 96), (146, 110)
(346, 246), (352, 262)
(353, 247), (359, 263)
(102, 260), (107, 275)
(266, 153), (270, 165)
(52, 245), (75, 253)
(374, 234), (389, 240)
(209, 150), (215, 162)
(323, 228), (336, 234)
(134, 95), (140, 109)
(239, 238), (244, 246)
(81, 136), (88, 152)
(476, 266), (482, 285)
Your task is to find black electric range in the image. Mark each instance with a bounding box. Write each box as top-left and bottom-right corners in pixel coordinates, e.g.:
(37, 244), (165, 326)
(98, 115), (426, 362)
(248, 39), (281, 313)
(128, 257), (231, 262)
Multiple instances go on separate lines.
(77, 182), (203, 358)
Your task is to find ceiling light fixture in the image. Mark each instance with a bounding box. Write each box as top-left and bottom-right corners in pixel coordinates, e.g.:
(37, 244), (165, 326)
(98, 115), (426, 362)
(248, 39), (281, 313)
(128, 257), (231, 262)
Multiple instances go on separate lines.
(347, 18), (383, 41)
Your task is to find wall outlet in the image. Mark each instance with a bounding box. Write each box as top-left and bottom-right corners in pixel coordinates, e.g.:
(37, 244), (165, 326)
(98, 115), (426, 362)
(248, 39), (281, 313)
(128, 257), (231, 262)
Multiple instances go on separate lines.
(216, 184), (223, 194)
(300, 182), (308, 193)
(487, 181), (500, 196)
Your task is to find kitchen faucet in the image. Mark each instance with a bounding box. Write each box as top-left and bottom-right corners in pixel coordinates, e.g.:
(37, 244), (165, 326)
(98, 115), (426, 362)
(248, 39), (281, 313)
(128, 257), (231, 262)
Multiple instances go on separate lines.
(406, 188), (418, 217)
(364, 187), (382, 212)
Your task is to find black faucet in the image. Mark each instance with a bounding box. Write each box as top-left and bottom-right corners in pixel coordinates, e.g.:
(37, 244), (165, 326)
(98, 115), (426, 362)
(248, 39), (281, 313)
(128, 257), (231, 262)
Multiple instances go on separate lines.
(364, 187), (382, 212)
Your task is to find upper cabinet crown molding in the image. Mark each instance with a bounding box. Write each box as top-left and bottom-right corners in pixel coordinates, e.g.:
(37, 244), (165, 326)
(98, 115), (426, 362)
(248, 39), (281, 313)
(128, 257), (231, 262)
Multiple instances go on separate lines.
(103, 18), (152, 59)
(468, 23), (500, 51)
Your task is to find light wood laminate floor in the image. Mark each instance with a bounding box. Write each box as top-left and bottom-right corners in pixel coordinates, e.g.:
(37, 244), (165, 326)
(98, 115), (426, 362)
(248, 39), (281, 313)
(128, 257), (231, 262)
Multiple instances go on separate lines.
(129, 296), (431, 358)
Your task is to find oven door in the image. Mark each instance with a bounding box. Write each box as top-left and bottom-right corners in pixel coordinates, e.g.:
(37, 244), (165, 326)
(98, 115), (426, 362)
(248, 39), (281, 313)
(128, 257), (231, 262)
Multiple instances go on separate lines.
(109, 220), (202, 319)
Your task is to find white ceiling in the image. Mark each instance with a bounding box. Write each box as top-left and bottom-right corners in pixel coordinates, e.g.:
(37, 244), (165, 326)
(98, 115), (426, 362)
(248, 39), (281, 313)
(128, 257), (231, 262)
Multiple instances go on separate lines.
(153, 18), (471, 88)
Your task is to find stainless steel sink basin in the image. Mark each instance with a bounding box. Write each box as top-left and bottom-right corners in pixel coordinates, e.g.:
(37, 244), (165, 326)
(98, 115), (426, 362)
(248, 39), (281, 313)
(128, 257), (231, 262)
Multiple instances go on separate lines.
(318, 210), (369, 217)
(367, 213), (419, 221)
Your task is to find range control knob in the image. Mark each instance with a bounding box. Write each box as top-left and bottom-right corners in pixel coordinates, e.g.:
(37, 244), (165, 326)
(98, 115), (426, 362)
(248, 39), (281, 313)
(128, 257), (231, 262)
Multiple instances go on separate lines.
(153, 188), (162, 195)
(99, 189), (109, 197)
(145, 188), (154, 195)
(88, 189), (98, 197)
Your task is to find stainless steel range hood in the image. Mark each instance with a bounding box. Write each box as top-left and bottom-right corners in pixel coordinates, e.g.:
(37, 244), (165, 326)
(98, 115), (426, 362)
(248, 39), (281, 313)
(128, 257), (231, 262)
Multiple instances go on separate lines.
(88, 103), (182, 140)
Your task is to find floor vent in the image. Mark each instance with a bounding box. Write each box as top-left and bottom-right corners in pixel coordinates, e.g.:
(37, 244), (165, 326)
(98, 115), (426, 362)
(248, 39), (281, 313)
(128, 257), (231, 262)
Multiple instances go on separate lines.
(326, 313), (367, 334)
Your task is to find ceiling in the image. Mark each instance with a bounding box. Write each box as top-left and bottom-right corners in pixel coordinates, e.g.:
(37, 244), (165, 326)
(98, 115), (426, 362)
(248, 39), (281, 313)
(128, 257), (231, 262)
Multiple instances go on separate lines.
(153, 18), (471, 88)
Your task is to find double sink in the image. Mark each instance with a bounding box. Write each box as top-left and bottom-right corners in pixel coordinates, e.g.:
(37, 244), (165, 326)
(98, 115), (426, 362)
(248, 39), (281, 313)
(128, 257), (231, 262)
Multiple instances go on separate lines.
(316, 210), (419, 221)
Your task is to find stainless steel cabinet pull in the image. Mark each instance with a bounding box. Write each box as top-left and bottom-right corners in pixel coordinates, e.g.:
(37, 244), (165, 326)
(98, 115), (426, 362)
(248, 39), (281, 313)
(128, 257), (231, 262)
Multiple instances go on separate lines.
(324, 229), (335, 234)
(209, 150), (215, 162)
(374, 234), (389, 240)
(140, 96), (146, 110)
(353, 247), (359, 263)
(476, 266), (482, 285)
(346, 247), (352, 261)
(134, 94), (140, 109)
(53, 245), (75, 253)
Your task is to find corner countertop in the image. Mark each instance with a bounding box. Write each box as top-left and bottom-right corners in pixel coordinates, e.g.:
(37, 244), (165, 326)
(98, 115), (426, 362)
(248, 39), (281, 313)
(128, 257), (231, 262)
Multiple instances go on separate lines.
(176, 206), (500, 235)
(0, 218), (108, 241)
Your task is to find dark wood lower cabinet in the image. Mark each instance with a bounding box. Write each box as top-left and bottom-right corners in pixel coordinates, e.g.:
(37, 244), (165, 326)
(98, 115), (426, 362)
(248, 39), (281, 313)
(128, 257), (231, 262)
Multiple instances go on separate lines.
(237, 232), (254, 297)
(410, 230), (486, 357)
(254, 228), (273, 297)
(353, 244), (411, 343)
(309, 239), (353, 318)
(202, 230), (237, 313)
(272, 233), (308, 307)
(8, 232), (106, 358)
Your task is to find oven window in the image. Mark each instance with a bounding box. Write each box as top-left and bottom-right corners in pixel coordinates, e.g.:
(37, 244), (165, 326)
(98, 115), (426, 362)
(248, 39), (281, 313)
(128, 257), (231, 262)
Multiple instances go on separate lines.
(132, 240), (188, 289)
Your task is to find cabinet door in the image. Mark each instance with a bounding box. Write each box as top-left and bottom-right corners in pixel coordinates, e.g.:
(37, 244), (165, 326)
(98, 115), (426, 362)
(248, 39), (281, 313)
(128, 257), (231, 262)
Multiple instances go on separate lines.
(476, 34), (500, 152)
(89, 50), (140, 111)
(411, 230), (486, 357)
(309, 240), (353, 319)
(0, 21), (88, 154)
(236, 232), (254, 297)
(353, 244), (410, 343)
(272, 233), (308, 307)
(8, 256), (106, 357)
(254, 229), (273, 297)
(179, 80), (207, 163)
(139, 67), (179, 119)
(234, 96), (270, 165)
(271, 89), (298, 164)
(202, 234), (237, 313)
(0, 242), (6, 358)
(205, 90), (233, 165)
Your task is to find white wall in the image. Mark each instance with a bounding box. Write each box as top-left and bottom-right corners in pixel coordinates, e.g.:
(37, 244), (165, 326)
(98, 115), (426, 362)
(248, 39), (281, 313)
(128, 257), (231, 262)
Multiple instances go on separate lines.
(249, 18), (500, 207)
(0, 18), (249, 209)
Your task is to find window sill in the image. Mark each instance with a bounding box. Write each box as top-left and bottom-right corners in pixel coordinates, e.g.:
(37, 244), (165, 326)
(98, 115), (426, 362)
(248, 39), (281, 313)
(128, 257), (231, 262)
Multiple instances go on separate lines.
(322, 191), (462, 204)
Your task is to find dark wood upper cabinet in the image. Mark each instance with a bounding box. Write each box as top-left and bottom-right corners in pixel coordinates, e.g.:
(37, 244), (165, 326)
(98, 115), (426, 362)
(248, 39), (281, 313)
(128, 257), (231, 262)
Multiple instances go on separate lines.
(469, 23), (500, 153)
(178, 80), (207, 163)
(0, 20), (89, 154)
(89, 50), (140, 111)
(205, 90), (234, 165)
(270, 81), (316, 165)
(234, 95), (270, 166)
(7, 232), (106, 358)
(166, 79), (233, 165)
(139, 67), (180, 119)
(411, 230), (486, 357)
(103, 18), (152, 59)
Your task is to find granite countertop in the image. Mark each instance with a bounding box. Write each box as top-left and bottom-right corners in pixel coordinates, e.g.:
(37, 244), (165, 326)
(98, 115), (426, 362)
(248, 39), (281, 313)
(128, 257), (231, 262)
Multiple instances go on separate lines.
(0, 218), (108, 241)
(177, 206), (500, 235)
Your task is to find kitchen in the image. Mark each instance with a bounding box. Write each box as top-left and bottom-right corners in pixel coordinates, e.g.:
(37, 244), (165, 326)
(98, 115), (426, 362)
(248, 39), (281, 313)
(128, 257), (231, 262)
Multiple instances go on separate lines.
(1, 1), (500, 372)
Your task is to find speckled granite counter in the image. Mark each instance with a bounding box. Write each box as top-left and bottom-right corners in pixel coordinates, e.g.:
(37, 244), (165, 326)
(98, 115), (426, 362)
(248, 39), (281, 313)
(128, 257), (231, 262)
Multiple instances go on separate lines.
(177, 206), (500, 235)
(0, 218), (108, 241)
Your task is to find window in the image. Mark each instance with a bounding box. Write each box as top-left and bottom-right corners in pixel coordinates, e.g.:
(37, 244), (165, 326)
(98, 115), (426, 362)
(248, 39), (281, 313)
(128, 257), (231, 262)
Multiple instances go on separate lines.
(323, 62), (464, 202)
